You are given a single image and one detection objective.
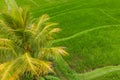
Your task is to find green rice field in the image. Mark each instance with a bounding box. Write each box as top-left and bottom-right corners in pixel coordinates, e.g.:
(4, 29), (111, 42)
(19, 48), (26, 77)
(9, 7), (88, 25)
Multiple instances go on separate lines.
(0, 0), (120, 80)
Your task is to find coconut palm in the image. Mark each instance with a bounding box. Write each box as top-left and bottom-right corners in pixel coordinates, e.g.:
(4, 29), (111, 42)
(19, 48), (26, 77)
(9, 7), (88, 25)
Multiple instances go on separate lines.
(0, 0), (68, 80)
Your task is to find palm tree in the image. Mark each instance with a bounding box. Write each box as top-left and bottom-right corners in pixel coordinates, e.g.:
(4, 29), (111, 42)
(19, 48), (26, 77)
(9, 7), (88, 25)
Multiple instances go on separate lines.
(0, 0), (68, 80)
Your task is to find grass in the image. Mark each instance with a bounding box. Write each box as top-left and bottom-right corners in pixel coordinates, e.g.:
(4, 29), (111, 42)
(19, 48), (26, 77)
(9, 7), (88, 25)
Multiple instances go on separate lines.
(54, 25), (120, 73)
(92, 71), (120, 80)
(79, 65), (120, 80)
(1, 0), (120, 80)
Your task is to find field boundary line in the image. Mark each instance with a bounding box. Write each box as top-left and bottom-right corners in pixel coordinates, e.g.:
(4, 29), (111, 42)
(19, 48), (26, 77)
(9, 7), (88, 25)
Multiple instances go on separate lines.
(52, 25), (120, 43)
(99, 8), (120, 23)
(79, 65), (120, 80)
(29, 0), (39, 7)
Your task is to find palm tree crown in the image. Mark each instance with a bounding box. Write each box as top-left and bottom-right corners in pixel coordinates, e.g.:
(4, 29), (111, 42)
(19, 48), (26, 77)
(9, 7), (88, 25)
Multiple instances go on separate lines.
(0, 0), (68, 80)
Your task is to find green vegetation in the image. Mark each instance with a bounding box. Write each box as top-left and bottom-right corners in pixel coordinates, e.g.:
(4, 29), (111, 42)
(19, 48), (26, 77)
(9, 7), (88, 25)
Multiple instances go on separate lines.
(0, 0), (120, 80)
(0, 0), (68, 80)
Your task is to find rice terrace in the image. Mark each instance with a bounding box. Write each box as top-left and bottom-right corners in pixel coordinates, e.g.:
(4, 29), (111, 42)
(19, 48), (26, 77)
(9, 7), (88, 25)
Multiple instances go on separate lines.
(0, 0), (120, 80)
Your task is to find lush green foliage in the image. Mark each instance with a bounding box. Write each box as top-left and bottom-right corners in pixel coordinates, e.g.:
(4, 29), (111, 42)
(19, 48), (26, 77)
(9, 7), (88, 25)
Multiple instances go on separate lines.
(1, 0), (120, 80)
(0, 0), (68, 80)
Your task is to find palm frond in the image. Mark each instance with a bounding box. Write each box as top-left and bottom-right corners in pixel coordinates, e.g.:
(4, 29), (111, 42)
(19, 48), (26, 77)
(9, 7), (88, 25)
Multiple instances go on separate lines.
(35, 22), (58, 40)
(0, 19), (18, 41)
(0, 38), (17, 63)
(0, 19), (15, 33)
(0, 53), (53, 80)
(22, 9), (30, 27)
(4, 0), (24, 28)
(0, 8), (31, 41)
(0, 38), (16, 54)
(0, 57), (23, 80)
(0, 38), (13, 47)
(39, 47), (69, 60)
(5, 0), (18, 12)
(31, 14), (50, 34)
(48, 28), (61, 40)
(2, 12), (24, 29)
(24, 53), (53, 76)
(0, 62), (9, 72)
(49, 28), (61, 34)
(33, 22), (59, 50)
